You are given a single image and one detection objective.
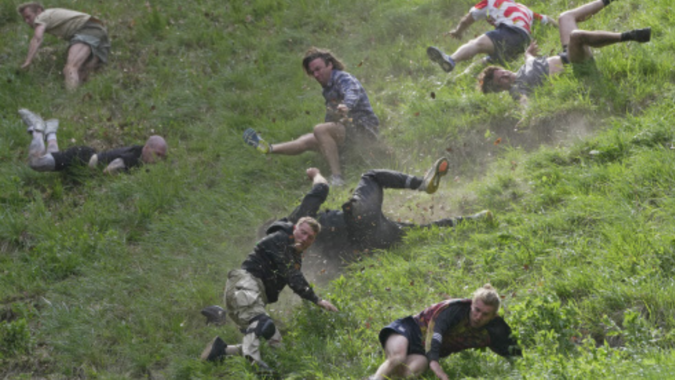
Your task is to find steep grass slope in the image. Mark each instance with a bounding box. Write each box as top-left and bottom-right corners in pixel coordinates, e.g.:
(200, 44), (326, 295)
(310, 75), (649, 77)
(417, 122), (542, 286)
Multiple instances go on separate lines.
(1, 0), (674, 378)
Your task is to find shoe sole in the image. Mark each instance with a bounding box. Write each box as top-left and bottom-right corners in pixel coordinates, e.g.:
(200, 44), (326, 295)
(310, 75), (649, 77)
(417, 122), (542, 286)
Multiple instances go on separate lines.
(426, 47), (454, 73)
(201, 336), (227, 361)
(243, 128), (260, 148)
(425, 157), (449, 194)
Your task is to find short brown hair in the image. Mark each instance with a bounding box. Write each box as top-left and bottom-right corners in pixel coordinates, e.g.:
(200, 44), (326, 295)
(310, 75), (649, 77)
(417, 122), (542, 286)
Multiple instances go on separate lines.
(477, 66), (503, 94)
(17, 2), (44, 14)
(302, 47), (345, 75)
(296, 216), (321, 234)
(472, 284), (501, 310)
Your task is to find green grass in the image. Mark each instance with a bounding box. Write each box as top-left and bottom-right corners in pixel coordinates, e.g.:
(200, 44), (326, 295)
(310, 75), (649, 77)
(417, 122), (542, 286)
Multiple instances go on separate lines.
(2, 0), (675, 378)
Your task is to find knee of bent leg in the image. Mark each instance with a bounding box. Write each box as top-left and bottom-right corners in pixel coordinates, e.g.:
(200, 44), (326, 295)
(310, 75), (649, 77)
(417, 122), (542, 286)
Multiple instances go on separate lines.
(569, 30), (587, 45)
(558, 11), (573, 25)
(313, 123), (332, 137)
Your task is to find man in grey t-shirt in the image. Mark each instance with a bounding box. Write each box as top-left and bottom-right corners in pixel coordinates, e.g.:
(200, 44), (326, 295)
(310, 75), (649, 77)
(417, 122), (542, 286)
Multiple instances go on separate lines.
(476, 0), (650, 105)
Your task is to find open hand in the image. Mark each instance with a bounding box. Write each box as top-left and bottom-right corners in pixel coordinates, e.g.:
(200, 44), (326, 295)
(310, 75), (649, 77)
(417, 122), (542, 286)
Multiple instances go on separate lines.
(318, 299), (338, 312)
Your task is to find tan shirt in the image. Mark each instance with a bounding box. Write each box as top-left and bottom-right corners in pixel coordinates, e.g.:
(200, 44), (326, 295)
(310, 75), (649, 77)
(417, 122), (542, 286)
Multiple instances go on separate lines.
(34, 8), (91, 40)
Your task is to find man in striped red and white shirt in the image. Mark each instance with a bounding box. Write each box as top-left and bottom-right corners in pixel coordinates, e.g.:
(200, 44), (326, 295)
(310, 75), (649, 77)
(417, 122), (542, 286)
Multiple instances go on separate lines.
(427, 0), (557, 73)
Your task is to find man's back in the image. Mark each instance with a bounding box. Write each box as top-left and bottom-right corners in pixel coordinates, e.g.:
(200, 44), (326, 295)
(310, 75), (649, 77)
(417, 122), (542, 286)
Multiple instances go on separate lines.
(34, 8), (91, 40)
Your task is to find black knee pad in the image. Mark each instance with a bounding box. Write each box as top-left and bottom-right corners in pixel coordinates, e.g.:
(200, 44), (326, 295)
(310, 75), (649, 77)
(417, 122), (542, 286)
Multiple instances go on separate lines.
(246, 314), (276, 340)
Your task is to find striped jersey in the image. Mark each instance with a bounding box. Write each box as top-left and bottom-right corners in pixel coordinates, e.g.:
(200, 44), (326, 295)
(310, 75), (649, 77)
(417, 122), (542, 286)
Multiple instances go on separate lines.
(470, 0), (550, 35)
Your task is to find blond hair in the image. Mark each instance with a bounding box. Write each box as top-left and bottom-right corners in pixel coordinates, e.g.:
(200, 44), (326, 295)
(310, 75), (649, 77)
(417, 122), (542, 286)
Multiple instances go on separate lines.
(296, 216), (321, 234)
(472, 284), (501, 310)
(17, 2), (44, 14)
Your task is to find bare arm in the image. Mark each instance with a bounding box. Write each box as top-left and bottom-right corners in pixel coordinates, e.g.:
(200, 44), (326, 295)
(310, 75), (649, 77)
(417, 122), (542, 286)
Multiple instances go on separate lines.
(429, 361), (449, 380)
(22, 24), (46, 69)
(448, 12), (475, 40)
(103, 158), (126, 174)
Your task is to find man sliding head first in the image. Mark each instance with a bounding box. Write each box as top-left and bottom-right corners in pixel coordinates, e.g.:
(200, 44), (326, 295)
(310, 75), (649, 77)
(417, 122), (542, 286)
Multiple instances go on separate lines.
(19, 109), (167, 174)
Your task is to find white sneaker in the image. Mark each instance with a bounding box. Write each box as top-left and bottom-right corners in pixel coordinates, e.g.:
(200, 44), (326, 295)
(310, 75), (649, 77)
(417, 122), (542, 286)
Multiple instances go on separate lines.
(18, 108), (46, 134)
(44, 119), (59, 137)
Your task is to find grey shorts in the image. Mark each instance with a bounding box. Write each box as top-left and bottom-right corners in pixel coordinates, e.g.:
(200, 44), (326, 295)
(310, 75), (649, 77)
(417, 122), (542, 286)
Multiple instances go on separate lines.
(485, 24), (530, 66)
(69, 20), (110, 63)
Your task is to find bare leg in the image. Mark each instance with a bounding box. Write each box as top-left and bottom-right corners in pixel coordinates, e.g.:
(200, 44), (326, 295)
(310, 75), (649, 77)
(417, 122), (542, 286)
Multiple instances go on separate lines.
(79, 55), (100, 83)
(64, 43), (93, 90)
(270, 133), (319, 155)
(450, 34), (495, 63)
(373, 334), (428, 379)
(558, 0), (607, 47)
(313, 122), (345, 176)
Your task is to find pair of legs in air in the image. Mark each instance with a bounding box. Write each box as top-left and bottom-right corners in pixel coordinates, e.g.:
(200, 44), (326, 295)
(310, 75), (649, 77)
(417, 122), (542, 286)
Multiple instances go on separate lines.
(20, 108), (60, 172)
(558, 0), (650, 64)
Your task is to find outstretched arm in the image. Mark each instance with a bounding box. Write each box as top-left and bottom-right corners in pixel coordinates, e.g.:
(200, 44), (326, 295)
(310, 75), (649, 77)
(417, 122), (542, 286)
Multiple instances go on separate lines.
(21, 24), (46, 69)
(524, 40), (540, 60)
(448, 12), (475, 39)
(534, 13), (559, 28)
(287, 168), (329, 223)
(103, 158), (126, 174)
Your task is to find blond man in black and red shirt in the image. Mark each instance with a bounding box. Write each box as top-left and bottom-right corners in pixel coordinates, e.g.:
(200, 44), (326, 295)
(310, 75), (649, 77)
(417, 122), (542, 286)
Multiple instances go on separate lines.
(369, 285), (521, 380)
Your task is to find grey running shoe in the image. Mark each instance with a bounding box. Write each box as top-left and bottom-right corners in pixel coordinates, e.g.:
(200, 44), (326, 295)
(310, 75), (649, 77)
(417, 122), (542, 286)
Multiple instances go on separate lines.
(44, 119), (59, 136)
(18, 108), (46, 134)
(201, 305), (227, 326)
(330, 174), (346, 187)
(420, 157), (449, 194)
(243, 128), (271, 154)
(427, 46), (456, 73)
(201, 336), (227, 362)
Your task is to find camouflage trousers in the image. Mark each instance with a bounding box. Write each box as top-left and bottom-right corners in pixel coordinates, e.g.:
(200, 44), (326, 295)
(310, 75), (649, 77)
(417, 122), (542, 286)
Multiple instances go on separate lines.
(224, 269), (282, 363)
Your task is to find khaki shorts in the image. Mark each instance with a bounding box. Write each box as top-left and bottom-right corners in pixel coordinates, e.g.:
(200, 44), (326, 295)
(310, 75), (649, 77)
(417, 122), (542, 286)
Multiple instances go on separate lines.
(69, 20), (110, 63)
(224, 269), (268, 328)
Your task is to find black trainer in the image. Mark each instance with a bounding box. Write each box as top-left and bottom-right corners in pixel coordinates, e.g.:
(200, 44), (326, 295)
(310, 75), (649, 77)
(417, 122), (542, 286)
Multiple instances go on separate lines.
(200, 336), (227, 362)
(633, 27), (651, 43)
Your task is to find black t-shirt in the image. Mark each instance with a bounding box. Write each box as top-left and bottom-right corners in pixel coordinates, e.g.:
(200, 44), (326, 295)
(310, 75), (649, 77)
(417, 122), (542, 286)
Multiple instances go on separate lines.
(96, 145), (144, 170)
(52, 146), (97, 171)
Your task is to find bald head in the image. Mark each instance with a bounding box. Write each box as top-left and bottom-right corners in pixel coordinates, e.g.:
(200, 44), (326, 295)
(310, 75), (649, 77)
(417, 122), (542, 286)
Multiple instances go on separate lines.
(141, 135), (168, 164)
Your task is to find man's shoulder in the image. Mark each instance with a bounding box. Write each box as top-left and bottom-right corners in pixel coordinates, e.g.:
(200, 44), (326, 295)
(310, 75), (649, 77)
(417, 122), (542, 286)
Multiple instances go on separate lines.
(36, 8), (90, 23)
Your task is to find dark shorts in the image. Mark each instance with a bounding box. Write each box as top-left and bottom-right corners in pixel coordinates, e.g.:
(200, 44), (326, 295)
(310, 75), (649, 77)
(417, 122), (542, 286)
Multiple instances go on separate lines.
(52, 146), (96, 171)
(378, 316), (425, 356)
(69, 20), (110, 63)
(558, 51), (599, 78)
(485, 24), (530, 66)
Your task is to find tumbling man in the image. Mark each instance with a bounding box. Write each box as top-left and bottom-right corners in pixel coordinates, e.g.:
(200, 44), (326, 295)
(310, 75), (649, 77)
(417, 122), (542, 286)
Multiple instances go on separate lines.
(477, 0), (651, 105)
(427, 0), (557, 73)
(244, 47), (380, 187)
(287, 158), (490, 254)
(369, 284), (520, 380)
(18, 2), (111, 90)
(200, 217), (338, 370)
(19, 109), (167, 174)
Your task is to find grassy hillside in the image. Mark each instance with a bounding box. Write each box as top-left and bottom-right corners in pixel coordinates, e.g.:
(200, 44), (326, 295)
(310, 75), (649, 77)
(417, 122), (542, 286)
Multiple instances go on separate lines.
(1, 0), (674, 378)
